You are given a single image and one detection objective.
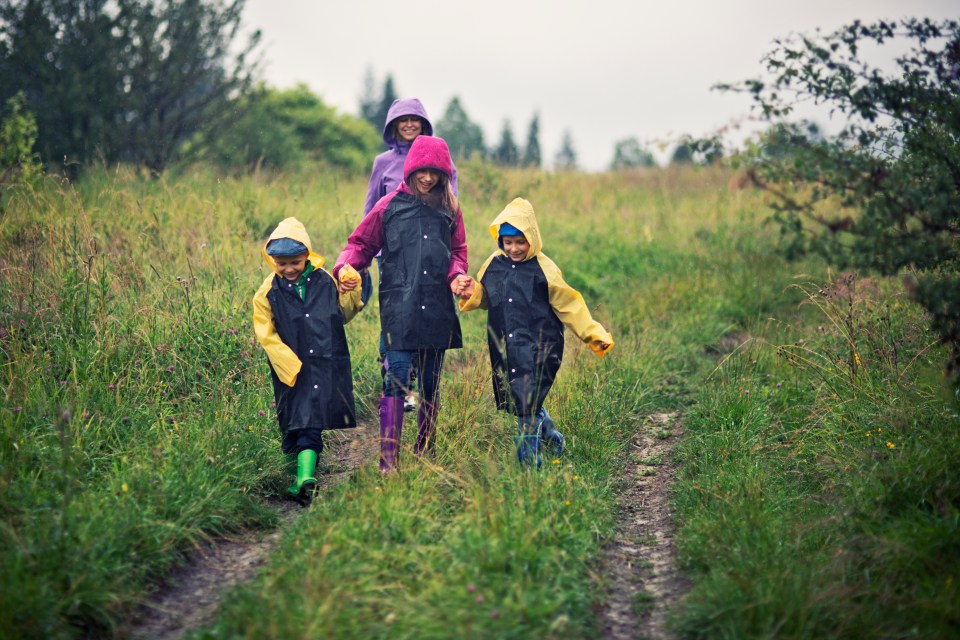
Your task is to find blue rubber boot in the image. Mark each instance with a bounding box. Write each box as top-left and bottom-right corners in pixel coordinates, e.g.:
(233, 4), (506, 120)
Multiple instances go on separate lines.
(537, 407), (565, 457)
(515, 417), (542, 469)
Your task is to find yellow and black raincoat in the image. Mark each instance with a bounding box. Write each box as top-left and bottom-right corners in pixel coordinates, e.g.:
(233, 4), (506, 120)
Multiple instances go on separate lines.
(253, 218), (363, 443)
(460, 198), (614, 416)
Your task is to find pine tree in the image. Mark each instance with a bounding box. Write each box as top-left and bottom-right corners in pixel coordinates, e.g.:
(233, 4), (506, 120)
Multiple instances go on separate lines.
(493, 120), (519, 166)
(522, 113), (541, 168)
(554, 131), (577, 171)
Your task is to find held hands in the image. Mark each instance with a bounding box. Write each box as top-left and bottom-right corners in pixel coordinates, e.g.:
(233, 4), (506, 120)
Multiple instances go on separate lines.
(337, 268), (360, 294)
(450, 274), (474, 299)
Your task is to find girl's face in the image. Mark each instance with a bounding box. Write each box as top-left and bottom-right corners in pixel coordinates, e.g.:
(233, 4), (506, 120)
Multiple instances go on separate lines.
(395, 116), (423, 143)
(501, 235), (530, 261)
(274, 252), (308, 281)
(412, 169), (440, 195)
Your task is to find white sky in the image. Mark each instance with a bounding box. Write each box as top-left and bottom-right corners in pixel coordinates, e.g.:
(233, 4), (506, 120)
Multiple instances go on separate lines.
(241, 0), (957, 171)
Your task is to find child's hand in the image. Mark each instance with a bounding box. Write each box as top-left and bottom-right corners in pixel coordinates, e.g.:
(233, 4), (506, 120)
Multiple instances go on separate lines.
(459, 278), (476, 300)
(450, 275), (472, 297)
(337, 271), (359, 293)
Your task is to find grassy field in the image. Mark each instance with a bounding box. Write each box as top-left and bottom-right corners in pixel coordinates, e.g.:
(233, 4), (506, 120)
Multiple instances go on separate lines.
(1, 163), (957, 639)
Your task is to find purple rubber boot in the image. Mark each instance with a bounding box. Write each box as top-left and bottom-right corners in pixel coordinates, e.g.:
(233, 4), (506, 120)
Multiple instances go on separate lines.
(379, 395), (405, 473)
(414, 398), (439, 458)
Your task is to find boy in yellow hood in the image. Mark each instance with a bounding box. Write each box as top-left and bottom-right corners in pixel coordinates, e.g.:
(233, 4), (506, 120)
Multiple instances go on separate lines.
(459, 198), (613, 467)
(253, 217), (363, 504)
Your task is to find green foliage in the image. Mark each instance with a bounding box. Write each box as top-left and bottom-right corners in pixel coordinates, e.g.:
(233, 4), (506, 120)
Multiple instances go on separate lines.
(554, 130), (578, 171)
(611, 137), (656, 170)
(720, 18), (960, 380)
(492, 119), (520, 166)
(435, 96), (486, 161)
(358, 69), (398, 131)
(522, 113), (542, 168)
(0, 0), (260, 172)
(195, 84), (381, 173)
(673, 273), (959, 638)
(0, 91), (41, 185)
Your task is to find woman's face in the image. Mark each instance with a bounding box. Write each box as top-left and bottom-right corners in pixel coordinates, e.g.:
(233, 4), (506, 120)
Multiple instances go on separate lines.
(395, 115), (423, 143)
(412, 169), (440, 195)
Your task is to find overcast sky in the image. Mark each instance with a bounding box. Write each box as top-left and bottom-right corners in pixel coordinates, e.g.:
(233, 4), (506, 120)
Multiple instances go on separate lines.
(242, 0), (957, 171)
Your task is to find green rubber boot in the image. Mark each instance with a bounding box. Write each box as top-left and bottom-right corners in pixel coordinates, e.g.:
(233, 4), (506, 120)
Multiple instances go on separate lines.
(287, 449), (318, 506)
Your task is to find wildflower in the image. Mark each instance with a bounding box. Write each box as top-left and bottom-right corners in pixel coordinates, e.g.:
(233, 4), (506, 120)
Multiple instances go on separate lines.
(108, 384), (115, 390)
(13, 406), (22, 413)
(866, 432), (871, 437)
(229, 329), (237, 335)
(565, 500), (571, 506)
(166, 365), (175, 372)
(573, 475), (579, 480)
(744, 389), (750, 395)
(854, 352), (862, 367)
(122, 416), (129, 423)
(258, 409), (266, 417)
(467, 583), (476, 593)
(200, 243), (207, 249)
(60, 380), (67, 386)
(490, 611), (500, 619)
(121, 483), (129, 493)
(552, 459), (561, 465)
(247, 425), (254, 431)
(776, 382), (782, 388)
(475, 594), (485, 604)
(886, 442), (895, 449)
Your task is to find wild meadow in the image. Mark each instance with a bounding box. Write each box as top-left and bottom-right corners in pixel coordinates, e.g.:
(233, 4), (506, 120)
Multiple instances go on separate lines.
(1, 162), (957, 639)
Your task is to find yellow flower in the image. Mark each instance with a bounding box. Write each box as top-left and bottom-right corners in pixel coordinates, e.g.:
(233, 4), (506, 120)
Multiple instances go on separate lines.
(573, 475), (579, 481)
(564, 500), (571, 506)
(886, 442), (895, 449)
(551, 459), (561, 465)
(854, 352), (862, 367)
(865, 432), (871, 437)
(121, 483), (129, 493)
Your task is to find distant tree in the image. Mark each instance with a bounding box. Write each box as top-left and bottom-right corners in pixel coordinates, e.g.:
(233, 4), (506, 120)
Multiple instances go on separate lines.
(436, 96), (485, 160)
(493, 120), (520, 166)
(554, 130), (578, 171)
(199, 84), (380, 173)
(374, 75), (399, 133)
(758, 121), (824, 159)
(522, 113), (541, 167)
(611, 137), (656, 170)
(718, 17), (960, 380)
(670, 142), (694, 165)
(358, 67), (380, 127)
(0, 0), (261, 173)
(670, 135), (724, 165)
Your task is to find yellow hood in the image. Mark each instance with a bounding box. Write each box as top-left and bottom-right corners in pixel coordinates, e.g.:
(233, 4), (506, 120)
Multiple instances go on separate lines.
(488, 197), (542, 261)
(261, 217), (325, 274)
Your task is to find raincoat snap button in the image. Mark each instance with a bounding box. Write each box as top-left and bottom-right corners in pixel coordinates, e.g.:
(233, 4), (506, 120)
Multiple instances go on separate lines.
(305, 314), (309, 318)
(423, 270), (427, 275)
(309, 349), (314, 354)
(421, 305), (426, 310)
(423, 234), (428, 239)
(508, 333), (513, 338)
(511, 368), (516, 373)
(508, 298), (513, 302)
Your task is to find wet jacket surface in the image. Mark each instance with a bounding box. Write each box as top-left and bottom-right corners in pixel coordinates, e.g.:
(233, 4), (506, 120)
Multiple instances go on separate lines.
(337, 187), (464, 350)
(363, 98), (458, 216)
(253, 218), (362, 434)
(460, 198), (614, 416)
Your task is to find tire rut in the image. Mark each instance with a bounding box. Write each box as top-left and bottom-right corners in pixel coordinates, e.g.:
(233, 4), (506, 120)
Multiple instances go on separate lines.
(599, 412), (690, 640)
(119, 421), (378, 640)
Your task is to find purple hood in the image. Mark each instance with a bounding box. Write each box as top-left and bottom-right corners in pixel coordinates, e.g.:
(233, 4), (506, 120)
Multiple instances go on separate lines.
(383, 98), (434, 148)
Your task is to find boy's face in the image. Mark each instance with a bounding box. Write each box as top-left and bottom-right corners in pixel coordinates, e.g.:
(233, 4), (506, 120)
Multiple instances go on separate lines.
(501, 235), (530, 261)
(274, 252), (308, 281)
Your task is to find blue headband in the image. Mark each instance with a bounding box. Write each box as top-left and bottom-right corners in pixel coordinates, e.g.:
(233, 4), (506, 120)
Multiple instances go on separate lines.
(266, 238), (308, 257)
(498, 222), (523, 237)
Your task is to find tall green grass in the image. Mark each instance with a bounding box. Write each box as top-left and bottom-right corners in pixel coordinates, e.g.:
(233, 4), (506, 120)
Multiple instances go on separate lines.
(2, 163), (954, 638)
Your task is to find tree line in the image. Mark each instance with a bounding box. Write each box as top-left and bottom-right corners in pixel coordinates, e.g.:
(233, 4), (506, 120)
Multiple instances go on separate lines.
(0, 0), (676, 177)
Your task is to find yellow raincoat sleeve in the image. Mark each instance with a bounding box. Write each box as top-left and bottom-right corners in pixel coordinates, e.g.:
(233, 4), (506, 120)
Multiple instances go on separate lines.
(252, 276), (302, 387)
(334, 264), (363, 323)
(458, 253), (497, 312)
(540, 256), (615, 358)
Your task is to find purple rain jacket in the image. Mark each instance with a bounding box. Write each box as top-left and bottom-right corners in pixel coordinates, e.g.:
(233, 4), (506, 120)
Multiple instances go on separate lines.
(362, 98), (459, 216)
